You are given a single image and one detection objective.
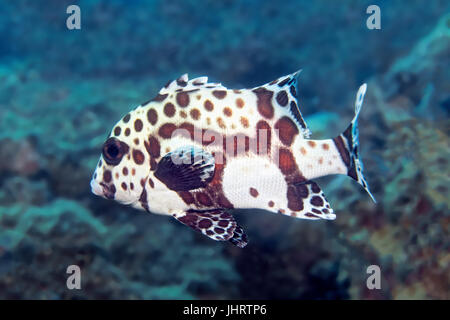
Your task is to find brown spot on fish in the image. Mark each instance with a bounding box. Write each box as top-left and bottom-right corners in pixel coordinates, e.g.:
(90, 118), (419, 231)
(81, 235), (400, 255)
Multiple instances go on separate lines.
(236, 98), (244, 108)
(240, 116), (249, 128)
(296, 184), (309, 198)
(179, 122), (195, 140)
(278, 148), (296, 175)
(333, 136), (350, 166)
(218, 220), (229, 227)
(204, 99), (214, 111)
(198, 219), (212, 229)
(125, 128), (130, 136)
(300, 147), (307, 155)
(249, 187), (259, 198)
(253, 87), (274, 119)
(176, 91), (189, 107)
(180, 111), (187, 118)
(290, 85), (297, 97)
(114, 126), (121, 136)
(176, 78), (187, 87)
(217, 117), (226, 129)
(144, 136), (160, 158)
(307, 141), (316, 148)
(276, 90), (288, 106)
(108, 185), (116, 199)
(196, 192), (213, 206)
(103, 170), (112, 183)
(148, 178), (154, 189)
(311, 183), (321, 193)
(305, 212), (317, 218)
(122, 167), (128, 175)
(123, 114), (130, 123)
(268, 201), (274, 207)
(190, 108), (201, 120)
(290, 101), (307, 128)
(212, 90), (227, 99)
(139, 188), (149, 212)
(146, 109), (158, 126)
(223, 107), (232, 117)
(164, 103), (175, 117)
(322, 143), (330, 150)
(310, 196), (324, 207)
(287, 185), (304, 211)
(178, 191), (194, 204)
(134, 119), (143, 132)
(158, 123), (177, 139)
(278, 77), (289, 87)
(121, 182), (127, 191)
(132, 149), (145, 165)
(275, 116), (299, 146)
(348, 164), (358, 180)
(152, 93), (168, 102)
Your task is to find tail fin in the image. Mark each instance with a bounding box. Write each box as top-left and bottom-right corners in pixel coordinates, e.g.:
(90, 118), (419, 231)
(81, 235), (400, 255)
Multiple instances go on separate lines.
(337, 84), (376, 202)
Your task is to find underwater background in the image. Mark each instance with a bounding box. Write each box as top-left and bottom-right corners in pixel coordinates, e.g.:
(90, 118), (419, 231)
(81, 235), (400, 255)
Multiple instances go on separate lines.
(0, 0), (448, 299)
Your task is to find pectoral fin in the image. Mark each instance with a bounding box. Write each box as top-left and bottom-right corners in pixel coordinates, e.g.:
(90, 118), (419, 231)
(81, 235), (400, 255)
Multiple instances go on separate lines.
(155, 146), (215, 191)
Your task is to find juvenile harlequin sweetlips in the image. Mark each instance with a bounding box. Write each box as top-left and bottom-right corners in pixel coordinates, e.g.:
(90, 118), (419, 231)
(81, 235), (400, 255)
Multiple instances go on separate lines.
(90, 71), (375, 248)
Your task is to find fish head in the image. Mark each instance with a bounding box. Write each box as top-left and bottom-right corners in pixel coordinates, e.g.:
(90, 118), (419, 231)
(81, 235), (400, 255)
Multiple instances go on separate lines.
(90, 110), (152, 206)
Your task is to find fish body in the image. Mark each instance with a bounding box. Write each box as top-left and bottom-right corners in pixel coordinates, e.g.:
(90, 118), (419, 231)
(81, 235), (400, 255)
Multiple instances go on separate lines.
(90, 71), (374, 247)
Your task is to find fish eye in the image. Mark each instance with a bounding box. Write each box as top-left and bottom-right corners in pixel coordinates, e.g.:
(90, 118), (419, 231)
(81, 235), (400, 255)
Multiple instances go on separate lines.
(102, 137), (127, 165)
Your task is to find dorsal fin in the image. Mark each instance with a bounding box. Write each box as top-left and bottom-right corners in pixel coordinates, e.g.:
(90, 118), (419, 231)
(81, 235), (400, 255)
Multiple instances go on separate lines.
(159, 74), (225, 94)
(262, 70), (311, 138)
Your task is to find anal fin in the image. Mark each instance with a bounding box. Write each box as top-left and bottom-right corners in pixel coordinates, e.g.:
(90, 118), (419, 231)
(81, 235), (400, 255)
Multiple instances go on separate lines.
(284, 181), (336, 220)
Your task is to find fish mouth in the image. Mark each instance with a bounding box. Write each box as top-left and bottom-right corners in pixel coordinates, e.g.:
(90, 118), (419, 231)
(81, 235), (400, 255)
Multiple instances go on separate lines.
(90, 179), (115, 199)
(90, 179), (103, 196)
(100, 182), (115, 199)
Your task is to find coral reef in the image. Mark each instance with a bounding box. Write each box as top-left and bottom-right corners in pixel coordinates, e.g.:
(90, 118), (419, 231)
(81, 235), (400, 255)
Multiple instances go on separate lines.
(0, 199), (238, 299)
(0, 0), (448, 299)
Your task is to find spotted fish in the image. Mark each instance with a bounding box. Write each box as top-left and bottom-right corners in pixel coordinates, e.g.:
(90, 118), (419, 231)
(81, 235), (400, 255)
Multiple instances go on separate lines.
(90, 71), (375, 248)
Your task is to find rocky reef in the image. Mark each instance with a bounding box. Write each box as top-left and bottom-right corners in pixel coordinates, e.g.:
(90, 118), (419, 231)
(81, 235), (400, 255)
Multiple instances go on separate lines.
(0, 0), (448, 299)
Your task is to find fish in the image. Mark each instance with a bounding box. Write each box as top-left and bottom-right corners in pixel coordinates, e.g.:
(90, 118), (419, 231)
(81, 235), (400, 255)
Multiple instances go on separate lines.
(90, 70), (375, 248)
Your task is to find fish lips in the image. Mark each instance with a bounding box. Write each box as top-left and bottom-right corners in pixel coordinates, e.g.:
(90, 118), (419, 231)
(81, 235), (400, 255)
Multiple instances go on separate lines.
(90, 179), (103, 196)
(90, 179), (115, 199)
(90, 178), (138, 206)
